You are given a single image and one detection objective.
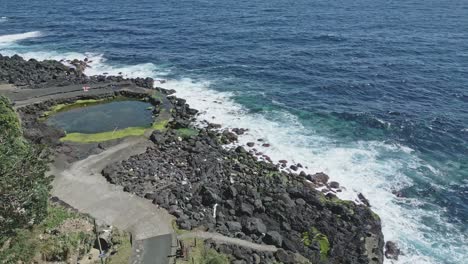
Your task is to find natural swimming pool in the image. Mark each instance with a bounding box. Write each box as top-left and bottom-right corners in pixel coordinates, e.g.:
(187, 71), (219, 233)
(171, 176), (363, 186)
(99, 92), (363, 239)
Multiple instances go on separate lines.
(46, 100), (154, 134)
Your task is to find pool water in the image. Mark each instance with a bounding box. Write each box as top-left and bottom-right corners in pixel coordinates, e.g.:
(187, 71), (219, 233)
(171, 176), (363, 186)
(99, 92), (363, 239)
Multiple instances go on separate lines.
(46, 100), (154, 134)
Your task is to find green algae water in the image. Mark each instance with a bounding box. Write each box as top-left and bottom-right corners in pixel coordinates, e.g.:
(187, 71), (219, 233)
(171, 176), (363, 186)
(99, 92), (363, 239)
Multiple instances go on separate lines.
(46, 100), (154, 134)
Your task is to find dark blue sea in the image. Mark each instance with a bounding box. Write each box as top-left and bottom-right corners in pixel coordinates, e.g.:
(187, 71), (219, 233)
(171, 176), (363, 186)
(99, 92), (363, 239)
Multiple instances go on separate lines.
(1, 0), (467, 262)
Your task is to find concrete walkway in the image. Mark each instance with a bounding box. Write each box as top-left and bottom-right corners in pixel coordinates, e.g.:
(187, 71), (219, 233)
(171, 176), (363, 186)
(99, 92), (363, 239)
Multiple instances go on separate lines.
(49, 137), (175, 263)
(178, 231), (278, 252)
(50, 137), (174, 240)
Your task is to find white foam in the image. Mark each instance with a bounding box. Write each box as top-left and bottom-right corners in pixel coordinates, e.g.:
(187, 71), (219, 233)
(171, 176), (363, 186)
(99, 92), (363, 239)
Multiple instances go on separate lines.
(164, 78), (465, 264)
(1, 47), (465, 263)
(0, 31), (42, 45)
(0, 17), (7, 22)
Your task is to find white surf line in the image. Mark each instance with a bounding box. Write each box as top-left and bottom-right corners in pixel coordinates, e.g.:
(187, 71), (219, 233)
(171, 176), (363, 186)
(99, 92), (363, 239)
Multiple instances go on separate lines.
(0, 31), (42, 44)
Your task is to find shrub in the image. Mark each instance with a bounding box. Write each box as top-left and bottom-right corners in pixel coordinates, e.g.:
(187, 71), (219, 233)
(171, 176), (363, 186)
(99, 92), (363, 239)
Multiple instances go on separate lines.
(0, 96), (52, 239)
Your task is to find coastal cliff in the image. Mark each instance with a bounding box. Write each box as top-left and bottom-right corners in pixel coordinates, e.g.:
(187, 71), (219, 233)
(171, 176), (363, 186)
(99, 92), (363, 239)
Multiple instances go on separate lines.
(1, 54), (384, 264)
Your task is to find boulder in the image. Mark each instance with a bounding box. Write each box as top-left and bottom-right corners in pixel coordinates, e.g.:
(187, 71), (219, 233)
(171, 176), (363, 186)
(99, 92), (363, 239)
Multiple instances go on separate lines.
(242, 217), (267, 235)
(384, 241), (400, 260)
(329, 181), (340, 189)
(275, 249), (295, 264)
(307, 172), (329, 185)
(200, 186), (221, 206)
(264, 231), (283, 247)
(239, 202), (254, 216)
(226, 221), (242, 232)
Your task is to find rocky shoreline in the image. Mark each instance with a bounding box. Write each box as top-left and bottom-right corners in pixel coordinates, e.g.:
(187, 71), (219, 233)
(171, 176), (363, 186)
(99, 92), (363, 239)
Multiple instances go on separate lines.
(1, 54), (385, 263)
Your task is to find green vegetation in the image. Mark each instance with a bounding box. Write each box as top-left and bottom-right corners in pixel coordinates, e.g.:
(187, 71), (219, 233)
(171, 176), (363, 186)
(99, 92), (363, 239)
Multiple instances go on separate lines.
(151, 91), (164, 101)
(61, 126), (149, 143)
(0, 96), (51, 240)
(106, 229), (132, 264)
(301, 227), (330, 260)
(0, 204), (94, 263)
(152, 119), (169, 131)
(176, 237), (230, 264)
(176, 128), (199, 138)
(41, 98), (110, 118)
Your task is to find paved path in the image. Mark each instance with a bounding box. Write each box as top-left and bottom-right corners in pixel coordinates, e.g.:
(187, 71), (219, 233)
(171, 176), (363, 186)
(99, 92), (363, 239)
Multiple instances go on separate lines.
(178, 231), (278, 252)
(50, 137), (174, 241)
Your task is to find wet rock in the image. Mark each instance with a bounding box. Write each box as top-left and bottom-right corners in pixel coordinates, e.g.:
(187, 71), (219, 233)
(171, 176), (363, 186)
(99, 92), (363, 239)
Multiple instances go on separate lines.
(384, 241), (400, 260)
(232, 128), (247, 135)
(262, 143), (270, 147)
(358, 193), (371, 207)
(329, 181), (340, 189)
(306, 172), (329, 185)
(246, 142), (255, 147)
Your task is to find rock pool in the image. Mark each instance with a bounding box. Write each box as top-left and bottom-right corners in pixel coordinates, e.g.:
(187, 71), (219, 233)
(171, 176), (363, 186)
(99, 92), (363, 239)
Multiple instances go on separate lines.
(46, 100), (154, 134)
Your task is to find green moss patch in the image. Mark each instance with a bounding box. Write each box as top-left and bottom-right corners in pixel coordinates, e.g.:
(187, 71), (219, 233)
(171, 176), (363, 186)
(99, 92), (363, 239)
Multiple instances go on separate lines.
(176, 128), (199, 138)
(41, 98), (110, 118)
(301, 227), (330, 260)
(61, 126), (148, 143)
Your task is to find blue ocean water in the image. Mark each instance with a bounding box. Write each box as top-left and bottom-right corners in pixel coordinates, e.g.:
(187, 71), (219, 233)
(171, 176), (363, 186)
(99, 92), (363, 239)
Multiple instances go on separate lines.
(1, 0), (467, 263)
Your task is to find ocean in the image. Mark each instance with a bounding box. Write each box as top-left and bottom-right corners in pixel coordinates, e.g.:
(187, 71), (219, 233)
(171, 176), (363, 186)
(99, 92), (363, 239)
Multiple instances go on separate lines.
(1, 0), (467, 263)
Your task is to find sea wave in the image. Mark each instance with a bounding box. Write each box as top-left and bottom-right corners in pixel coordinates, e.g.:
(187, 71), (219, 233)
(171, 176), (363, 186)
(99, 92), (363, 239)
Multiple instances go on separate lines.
(1, 43), (466, 263)
(0, 31), (42, 45)
(0, 17), (7, 23)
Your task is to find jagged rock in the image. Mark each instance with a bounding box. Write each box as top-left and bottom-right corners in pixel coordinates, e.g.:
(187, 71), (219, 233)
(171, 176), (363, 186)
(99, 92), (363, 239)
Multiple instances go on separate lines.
(238, 202), (254, 216)
(226, 221), (242, 232)
(242, 217), (267, 235)
(306, 172), (329, 185)
(384, 241), (400, 260)
(275, 249), (295, 263)
(264, 231), (283, 247)
(200, 186), (221, 206)
(358, 193), (371, 207)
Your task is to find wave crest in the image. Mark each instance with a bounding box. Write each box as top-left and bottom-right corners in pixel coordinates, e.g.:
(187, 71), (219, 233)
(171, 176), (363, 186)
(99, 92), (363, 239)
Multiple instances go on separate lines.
(0, 31), (42, 44)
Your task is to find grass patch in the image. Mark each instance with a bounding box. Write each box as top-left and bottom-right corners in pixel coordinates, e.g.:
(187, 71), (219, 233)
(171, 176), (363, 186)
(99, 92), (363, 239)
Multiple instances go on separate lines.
(176, 237), (230, 264)
(42, 206), (79, 230)
(176, 128), (199, 138)
(106, 229), (132, 264)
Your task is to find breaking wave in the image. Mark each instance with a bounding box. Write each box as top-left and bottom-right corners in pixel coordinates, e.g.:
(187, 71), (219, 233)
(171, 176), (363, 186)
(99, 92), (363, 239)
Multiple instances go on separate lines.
(1, 40), (466, 264)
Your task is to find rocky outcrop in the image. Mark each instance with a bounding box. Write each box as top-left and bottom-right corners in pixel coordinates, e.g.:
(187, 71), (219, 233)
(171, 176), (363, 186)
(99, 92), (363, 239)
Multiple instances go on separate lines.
(0, 54), (154, 89)
(102, 123), (385, 263)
